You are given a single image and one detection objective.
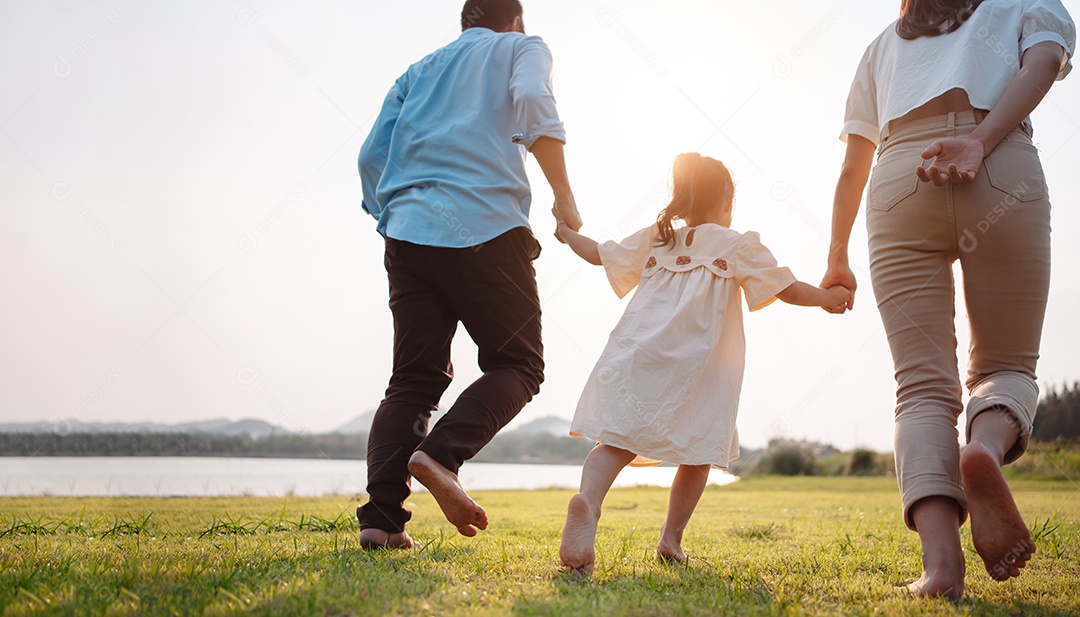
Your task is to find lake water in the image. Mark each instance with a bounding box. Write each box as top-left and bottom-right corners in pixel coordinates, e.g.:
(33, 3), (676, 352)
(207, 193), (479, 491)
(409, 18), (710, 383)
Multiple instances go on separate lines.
(0, 457), (738, 497)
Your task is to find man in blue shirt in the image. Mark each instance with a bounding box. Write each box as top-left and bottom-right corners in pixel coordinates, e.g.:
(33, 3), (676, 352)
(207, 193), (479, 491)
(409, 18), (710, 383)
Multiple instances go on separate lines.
(357, 0), (580, 549)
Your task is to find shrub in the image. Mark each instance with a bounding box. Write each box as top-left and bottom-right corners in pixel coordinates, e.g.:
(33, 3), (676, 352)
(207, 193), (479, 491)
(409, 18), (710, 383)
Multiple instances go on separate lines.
(758, 441), (819, 476)
(846, 448), (877, 476)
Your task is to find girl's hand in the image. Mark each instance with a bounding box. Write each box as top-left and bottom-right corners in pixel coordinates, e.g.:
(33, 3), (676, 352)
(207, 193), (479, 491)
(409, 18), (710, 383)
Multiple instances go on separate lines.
(551, 207), (567, 244)
(917, 137), (987, 186)
(820, 262), (857, 314)
(549, 209), (602, 265)
(553, 194), (582, 232)
(824, 285), (851, 312)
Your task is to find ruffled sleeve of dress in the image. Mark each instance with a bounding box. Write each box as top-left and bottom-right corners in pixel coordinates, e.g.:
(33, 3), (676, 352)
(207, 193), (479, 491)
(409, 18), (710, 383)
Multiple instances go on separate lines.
(735, 231), (797, 311)
(597, 225), (659, 299)
(1021, 0), (1076, 79)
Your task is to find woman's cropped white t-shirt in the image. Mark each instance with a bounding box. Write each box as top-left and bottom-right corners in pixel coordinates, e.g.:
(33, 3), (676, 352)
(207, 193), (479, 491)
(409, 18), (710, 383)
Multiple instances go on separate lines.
(842, 0), (1076, 145)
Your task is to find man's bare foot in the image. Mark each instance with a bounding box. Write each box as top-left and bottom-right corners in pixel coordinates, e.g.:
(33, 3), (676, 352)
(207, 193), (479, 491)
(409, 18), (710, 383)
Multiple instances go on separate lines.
(961, 443), (1036, 581)
(358, 528), (414, 551)
(559, 493), (599, 575)
(906, 567), (964, 599)
(407, 451), (487, 537)
(656, 526), (687, 564)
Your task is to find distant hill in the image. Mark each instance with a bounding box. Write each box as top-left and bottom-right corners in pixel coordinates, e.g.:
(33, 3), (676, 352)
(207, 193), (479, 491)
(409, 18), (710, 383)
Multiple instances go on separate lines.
(511, 416), (572, 436)
(0, 412), (574, 442)
(2, 413), (583, 463)
(0, 418), (286, 440)
(333, 411), (569, 437)
(334, 411), (376, 435)
(333, 408), (448, 435)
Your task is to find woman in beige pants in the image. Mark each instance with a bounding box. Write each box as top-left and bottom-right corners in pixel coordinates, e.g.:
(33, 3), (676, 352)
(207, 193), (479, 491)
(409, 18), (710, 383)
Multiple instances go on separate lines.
(822, 0), (1075, 599)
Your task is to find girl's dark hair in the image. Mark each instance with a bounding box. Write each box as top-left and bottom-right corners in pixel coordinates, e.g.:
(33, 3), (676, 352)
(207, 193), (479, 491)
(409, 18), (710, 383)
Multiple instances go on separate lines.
(655, 153), (734, 248)
(896, 0), (983, 39)
(461, 0), (524, 32)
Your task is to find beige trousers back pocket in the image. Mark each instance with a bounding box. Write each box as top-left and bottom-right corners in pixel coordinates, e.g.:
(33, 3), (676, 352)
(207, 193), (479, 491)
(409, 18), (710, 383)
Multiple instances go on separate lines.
(869, 156), (920, 212)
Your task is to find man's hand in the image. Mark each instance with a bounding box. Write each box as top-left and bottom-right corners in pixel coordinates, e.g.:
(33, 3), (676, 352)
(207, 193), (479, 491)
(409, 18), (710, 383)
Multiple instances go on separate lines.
(553, 194), (582, 233)
(530, 137), (580, 233)
(551, 205), (577, 244)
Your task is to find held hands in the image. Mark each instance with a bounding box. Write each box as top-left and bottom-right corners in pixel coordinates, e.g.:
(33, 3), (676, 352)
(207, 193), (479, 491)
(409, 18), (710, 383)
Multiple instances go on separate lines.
(551, 196), (581, 244)
(916, 137), (987, 186)
(550, 206), (602, 265)
(820, 262), (857, 315)
(824, 285), (852, 313)
(552, 218), (566, 243)
(551, 207), (570, 243)
(552, 194), (582, 238)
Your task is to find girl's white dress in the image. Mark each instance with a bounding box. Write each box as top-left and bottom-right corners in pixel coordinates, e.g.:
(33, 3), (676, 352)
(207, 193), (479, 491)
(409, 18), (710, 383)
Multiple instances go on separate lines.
(570, 223), (795, 468)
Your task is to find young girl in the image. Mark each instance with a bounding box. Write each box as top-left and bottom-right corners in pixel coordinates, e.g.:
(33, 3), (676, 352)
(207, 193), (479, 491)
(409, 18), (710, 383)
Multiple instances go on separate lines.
(554, 153), (848, 574)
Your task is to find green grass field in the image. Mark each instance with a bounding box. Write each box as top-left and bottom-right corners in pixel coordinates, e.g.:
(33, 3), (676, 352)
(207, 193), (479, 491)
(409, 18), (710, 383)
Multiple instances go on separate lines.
(1, 477), (1078, 616)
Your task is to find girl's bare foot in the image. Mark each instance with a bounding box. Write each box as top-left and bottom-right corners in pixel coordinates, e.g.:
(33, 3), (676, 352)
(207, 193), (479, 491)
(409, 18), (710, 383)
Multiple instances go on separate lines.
(656, 525), (687, 564)
(961, 443), (1036, 581)
(656, 544), (687, 564)
(906, 567), (964, 599)
(407, 451), (488, 537)
(559, 493), (599, 575)
(359, 528), (415, 550)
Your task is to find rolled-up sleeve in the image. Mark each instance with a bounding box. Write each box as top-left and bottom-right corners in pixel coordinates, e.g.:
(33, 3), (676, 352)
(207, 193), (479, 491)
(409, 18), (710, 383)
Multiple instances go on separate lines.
(359, 75), (408, 223)
(840, 45), (880, 145)
(509, 36), (565, 149)
(1021, 0), (1076, 80)
(735, 232), (796, 312)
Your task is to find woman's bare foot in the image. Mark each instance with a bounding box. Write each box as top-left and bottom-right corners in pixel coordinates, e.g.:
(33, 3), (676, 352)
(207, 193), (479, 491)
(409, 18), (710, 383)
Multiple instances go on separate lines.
(905, 496), (965, 599)
(656, 525), (687, 564)
(559, 493), (599, 575)
(407, 451), (488, 537)
(961, 443), (1036, 581)
(358, 528), (415, 551)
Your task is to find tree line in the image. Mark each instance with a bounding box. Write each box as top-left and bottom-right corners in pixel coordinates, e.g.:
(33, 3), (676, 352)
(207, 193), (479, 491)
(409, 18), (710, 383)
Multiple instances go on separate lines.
(1032, 382), (1080, 441)
(0, 432), (367, 459)
(0, 430), (594, 464)
(2, 382), (1076, 464)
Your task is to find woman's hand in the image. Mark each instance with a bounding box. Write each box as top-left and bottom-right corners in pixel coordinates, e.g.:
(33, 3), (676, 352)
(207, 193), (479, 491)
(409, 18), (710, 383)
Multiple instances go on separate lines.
(917, 136), (987, 186)
(915, 41), (1064, 187)
(820, 262), (857, 314)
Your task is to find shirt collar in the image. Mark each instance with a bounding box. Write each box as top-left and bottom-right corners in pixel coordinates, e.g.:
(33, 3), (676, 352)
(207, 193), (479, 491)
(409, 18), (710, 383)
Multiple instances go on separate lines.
(459, 27), (495, 38)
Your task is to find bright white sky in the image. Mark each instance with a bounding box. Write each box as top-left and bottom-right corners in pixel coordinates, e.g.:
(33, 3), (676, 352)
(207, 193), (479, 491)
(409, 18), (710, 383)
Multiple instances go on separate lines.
(2, 1), (1078, 453)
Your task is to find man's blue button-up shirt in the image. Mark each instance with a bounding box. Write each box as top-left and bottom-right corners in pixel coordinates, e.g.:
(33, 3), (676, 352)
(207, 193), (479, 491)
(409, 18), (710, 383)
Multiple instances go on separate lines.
(359, 27), (565, 248)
